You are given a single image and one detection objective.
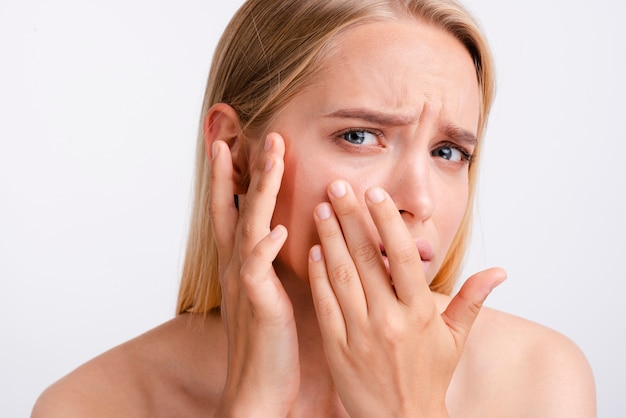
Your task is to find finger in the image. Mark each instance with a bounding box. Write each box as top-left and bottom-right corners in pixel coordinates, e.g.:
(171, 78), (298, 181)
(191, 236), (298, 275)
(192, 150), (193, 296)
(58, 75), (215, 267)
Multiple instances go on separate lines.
(325, 180), (392, 307)
(441, 267), (507, 351)
(313, 202), (367, 326)
(308, 244), (347, 344)
(239, 225), (291, 322)
(209, 140), (240, 266)
(237, 133), (285, 258)
(365, 186), (427, 306)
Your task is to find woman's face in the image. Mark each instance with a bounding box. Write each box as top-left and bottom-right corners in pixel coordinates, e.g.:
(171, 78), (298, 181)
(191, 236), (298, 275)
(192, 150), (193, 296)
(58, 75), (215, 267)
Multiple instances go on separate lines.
(264, 19), (480, 286)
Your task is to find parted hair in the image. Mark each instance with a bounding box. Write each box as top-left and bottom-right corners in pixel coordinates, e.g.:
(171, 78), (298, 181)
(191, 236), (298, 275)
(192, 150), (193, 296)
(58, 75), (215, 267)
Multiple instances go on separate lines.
(177, 0), (495, 314)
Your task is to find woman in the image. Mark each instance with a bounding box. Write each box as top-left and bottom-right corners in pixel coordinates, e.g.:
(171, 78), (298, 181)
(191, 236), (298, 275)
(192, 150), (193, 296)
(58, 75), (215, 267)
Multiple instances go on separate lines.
(32, 0), (596, 416)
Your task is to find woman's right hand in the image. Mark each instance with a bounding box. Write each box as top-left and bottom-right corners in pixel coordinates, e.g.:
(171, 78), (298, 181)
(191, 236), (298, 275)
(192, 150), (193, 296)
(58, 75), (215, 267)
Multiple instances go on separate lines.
(210, 133), (299, 417)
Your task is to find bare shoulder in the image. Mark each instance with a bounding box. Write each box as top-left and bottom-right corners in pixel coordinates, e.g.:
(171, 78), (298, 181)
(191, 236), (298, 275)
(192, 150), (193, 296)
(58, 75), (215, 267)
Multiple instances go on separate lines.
(31, 332), (156, 418)
(31, 313), (227, 418)
(459, 303), (597, 417)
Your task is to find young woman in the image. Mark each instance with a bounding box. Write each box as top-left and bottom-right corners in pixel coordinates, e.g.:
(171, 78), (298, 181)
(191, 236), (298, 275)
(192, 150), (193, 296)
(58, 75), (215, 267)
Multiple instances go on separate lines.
(32, 0), (596, 416)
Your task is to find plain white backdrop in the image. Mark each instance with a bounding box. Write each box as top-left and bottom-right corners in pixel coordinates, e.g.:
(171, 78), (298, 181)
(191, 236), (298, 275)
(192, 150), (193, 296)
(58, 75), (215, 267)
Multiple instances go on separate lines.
(1, 0), (624, 416)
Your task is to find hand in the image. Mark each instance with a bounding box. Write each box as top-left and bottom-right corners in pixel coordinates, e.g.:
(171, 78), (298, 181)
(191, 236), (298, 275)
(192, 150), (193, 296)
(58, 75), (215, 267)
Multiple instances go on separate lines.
(211, 133), (299, 417)
(308, 181), (506, 417)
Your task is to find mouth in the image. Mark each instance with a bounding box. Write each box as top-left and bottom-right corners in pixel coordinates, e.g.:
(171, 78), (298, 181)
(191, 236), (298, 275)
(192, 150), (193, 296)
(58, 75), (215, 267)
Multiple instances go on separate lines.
(379, 240), (433, 275)
(379, 240), (432, 261)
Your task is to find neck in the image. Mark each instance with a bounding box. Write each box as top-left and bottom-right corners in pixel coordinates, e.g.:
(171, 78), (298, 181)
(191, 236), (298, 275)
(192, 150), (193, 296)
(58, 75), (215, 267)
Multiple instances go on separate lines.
(276, 265), (349, 416)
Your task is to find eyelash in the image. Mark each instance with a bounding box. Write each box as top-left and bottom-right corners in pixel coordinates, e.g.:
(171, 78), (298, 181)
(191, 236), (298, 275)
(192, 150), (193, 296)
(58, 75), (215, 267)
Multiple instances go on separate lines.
(433, 141), (475, 164)
(335, 129), (474, 163)
(336, 128), (383, 146)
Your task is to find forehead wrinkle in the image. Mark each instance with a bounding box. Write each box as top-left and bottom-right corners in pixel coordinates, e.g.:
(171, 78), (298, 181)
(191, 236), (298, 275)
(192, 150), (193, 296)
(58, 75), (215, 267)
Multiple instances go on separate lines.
(440, 121), (478, 145)
(324, 108), (419, 127)
(296, 19), (479, 137)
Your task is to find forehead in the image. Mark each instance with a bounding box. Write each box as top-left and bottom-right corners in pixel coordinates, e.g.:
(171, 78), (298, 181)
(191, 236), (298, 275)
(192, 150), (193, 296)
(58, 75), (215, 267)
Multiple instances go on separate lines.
(304, 18), (480, 132)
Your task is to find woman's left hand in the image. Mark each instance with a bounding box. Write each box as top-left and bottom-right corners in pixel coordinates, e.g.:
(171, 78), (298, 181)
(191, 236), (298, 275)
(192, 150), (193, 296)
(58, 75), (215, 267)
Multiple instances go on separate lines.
(308, 180), (506, 418)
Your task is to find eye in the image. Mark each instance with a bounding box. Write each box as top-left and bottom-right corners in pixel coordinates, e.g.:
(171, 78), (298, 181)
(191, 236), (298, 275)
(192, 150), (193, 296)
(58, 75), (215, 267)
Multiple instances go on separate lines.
(340, 130), (379, 145)
(431, 145), (472, 163)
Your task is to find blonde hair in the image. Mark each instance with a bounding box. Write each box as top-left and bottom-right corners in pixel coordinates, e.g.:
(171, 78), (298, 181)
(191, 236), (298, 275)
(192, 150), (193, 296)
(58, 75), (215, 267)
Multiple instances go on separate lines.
(177, 0), (495, 314)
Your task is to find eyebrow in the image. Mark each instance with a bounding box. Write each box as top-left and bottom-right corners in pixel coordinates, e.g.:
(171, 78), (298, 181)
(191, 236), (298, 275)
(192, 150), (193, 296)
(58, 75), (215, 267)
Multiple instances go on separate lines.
(324, 108), (418, 127)
(324, 108), (478, 145)
(441, 123), (478, 147)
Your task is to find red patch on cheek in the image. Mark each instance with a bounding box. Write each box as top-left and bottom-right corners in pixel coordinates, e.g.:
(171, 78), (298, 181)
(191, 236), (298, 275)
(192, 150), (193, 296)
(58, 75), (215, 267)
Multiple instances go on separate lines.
(271, 157), (327, 281)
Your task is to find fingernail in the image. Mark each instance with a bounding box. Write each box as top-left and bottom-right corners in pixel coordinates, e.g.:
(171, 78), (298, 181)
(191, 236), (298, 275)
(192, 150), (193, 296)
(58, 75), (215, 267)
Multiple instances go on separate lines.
(366, 187), (385, 203)
(316, 203), (331, 220)
(264, 135), (272, 151)
(264, 156), (274, 172)
(310, 245), (322, 262)
(329, 181), (346, 198)
(212, 142), (219, 160)
(269, 225), (284, 240)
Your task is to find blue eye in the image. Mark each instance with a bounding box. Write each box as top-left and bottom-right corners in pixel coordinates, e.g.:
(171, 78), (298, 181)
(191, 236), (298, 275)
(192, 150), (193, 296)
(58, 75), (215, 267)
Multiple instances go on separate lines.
(432, 145), (472, 163)
(341, 130), (378, 145)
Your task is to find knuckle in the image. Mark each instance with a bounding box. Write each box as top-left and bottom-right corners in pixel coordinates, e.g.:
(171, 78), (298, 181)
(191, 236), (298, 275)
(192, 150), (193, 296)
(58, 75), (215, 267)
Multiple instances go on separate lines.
(317, 225), (341, 240)
(315, 295), (336, 318)
(379, 314), (404, 343)
(250, 241), (267, 261)
(352, 240), (379, 264)
(392, 245), (417, 265)
(256, 154), (267, 171)
(240, 219), (255, 239)
(414, 305), (438, 328)
(330, 263), (354, 287)
(254, 178), (267, 193)
(335, 204), (359, 218)
(460, 290), (484, 318)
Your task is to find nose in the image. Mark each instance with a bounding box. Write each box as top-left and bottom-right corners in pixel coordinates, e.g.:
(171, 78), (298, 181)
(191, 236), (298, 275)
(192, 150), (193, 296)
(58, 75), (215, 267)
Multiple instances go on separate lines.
(385, 155), (435, 223)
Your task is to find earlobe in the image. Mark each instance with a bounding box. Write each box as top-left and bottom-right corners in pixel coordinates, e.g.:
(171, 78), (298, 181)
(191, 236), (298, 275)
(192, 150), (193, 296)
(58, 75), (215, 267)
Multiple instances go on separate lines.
(203, 103), (248, 193)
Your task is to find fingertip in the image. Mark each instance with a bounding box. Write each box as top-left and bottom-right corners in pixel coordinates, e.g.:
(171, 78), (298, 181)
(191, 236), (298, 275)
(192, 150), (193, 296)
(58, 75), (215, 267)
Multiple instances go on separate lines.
(328, 180), (347, 199)
(486, 267), (507, 293)
(443, 269), (506, 343)
(314, 202), (332, 221)
(309, 245), (323, 263)
(210, 140), (224, 161)
(264, 134), (273, 151)
(211, 141), (219, 160)
(365, 186), (386, 204)
(266, 132), (286, 155)
(269, 224), (287, 240)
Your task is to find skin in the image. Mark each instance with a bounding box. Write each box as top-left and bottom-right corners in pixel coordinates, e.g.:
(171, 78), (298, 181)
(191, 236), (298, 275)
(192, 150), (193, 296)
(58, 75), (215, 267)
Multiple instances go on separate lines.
(212, 18), (502, 416)
(32, 18), (596, 418)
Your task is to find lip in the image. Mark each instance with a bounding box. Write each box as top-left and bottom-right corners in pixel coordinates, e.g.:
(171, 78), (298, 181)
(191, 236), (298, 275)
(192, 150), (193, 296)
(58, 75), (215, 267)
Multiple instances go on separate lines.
(379, 239), (433, 262)
(379, 239), (433, 276)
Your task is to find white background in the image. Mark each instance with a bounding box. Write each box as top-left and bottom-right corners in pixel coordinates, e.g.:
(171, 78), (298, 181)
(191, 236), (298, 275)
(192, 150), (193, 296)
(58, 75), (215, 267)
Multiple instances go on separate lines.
(1, 0), (624, 416)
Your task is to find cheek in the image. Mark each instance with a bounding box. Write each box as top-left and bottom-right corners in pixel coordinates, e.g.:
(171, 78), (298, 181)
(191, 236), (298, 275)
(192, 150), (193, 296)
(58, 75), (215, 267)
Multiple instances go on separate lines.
(436, 182), (469, 252)
(270, 151), (378, 281)
(271, 154), (329, 280)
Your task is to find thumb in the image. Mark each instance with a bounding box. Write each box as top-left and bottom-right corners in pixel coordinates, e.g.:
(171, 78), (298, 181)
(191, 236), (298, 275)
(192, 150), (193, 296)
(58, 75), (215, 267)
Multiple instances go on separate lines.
(441, 267), (507, 350)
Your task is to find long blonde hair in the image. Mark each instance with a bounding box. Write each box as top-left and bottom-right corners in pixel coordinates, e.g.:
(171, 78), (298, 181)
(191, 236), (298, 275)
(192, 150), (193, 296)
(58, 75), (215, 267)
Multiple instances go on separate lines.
(177, 0), (495, 314)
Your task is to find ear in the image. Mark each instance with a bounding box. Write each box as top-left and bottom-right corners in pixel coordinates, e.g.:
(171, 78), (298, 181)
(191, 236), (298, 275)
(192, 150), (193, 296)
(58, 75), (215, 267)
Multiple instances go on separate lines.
(203, 103), (249, 194)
